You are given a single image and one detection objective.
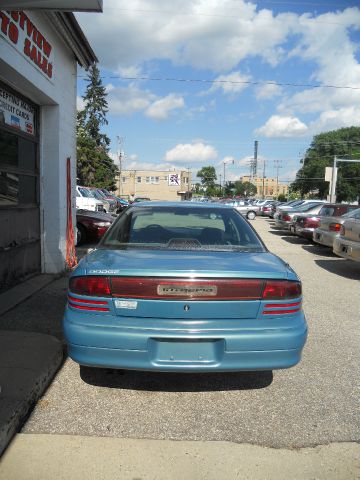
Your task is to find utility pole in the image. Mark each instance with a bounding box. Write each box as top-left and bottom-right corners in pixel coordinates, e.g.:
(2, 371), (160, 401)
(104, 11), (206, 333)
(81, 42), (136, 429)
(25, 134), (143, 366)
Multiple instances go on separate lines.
(223, 158), (234, 196)
(262, 158), (266, 199)
(329, 156), (360, 203)
(274, 160), (282, 196)
(117, 136), (124, 196)
(249, 140), (258, 179)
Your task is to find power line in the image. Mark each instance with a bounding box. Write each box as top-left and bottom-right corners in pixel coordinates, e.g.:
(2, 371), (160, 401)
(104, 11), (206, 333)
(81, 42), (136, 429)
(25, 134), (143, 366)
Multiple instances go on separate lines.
(77, 74), (360, 91)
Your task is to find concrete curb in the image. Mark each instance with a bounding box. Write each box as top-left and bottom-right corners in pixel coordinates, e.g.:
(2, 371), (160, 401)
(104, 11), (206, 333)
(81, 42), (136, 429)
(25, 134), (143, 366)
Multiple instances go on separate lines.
(0, 332), (63, 456)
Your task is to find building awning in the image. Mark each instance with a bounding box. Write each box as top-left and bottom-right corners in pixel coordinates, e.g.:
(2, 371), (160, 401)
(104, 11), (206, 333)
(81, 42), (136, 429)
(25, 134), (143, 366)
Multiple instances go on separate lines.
(0, 1), (103, 11)
(45, 11), (98, 68)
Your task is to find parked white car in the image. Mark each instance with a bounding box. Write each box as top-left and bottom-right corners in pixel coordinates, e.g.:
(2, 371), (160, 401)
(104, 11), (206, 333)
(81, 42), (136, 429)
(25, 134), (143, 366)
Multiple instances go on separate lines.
(76, 186), (104, 212)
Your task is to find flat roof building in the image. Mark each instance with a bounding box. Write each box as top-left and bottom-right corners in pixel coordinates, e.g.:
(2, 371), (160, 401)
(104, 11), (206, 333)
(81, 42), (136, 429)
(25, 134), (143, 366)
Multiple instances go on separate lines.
(117, 170), (192, 201)
(240, 176), (289, 199)
(0, 7), (97, 290)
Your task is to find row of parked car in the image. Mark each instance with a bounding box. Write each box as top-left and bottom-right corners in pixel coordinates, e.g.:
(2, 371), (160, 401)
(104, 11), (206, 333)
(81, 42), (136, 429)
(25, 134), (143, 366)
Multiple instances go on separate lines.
(262, 199), (360, 262)
(76, 185), (129, 214)
(75, 185), (129, 245)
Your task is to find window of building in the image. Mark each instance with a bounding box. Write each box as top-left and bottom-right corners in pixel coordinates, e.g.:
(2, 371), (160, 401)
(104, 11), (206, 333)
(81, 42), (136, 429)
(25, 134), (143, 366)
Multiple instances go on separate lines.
(145, 176), (159, 184)
(122, 176), (126, 183)
(0, 130), (38, 207)
(136, 176), (142, 183)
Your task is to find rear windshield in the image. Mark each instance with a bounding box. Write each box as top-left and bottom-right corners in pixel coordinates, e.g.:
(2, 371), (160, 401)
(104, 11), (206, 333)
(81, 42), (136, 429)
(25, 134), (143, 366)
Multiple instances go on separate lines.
(100, 206), (265, 252)
(319, 205), (359, 217)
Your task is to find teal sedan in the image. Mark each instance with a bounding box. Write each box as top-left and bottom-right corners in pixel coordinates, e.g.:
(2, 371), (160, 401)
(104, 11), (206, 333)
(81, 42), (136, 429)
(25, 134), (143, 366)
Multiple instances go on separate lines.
(63, 202), (307, 372)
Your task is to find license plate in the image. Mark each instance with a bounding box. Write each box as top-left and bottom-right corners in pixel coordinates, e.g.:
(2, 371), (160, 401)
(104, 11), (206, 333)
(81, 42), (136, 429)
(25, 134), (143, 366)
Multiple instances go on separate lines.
(157, 284), (217, 297)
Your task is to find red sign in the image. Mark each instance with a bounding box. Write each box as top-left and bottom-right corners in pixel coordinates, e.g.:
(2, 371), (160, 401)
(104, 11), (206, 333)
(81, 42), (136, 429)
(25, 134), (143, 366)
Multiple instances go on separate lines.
(0, 10), (54, 80)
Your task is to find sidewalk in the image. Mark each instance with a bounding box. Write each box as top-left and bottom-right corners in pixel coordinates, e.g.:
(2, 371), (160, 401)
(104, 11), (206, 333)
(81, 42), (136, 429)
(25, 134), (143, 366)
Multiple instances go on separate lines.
(1, 434), (359, 480)
(0, 275), (65, 455)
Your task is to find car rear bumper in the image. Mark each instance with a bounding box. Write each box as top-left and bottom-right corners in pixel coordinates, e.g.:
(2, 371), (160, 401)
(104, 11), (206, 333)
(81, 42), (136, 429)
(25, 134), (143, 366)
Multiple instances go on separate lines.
(333, 237), (360, 262)
(294, 226), (314, 239)
(64, 312), (308, 372)
(313, 229), (335, 247)
(273, 220), (290, 230)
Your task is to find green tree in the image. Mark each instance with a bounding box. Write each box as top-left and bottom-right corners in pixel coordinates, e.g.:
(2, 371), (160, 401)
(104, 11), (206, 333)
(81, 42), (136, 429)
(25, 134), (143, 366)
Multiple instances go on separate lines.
(77, 64), (118, 190)
(290, 127), (360, 202)
(197, 166), (217, 188)
(233, 181), (257, 197)
(83, 64), (110, 149)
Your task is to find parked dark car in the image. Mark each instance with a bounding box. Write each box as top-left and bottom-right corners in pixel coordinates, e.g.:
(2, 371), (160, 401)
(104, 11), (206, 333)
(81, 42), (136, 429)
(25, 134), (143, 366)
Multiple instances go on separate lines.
(76, 209), (115, 245)
(293, 204), (359, 241)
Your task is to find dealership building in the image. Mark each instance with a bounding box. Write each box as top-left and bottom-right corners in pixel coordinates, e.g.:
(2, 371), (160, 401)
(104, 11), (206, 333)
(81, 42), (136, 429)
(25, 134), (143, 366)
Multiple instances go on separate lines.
(0, 3), (99, 291)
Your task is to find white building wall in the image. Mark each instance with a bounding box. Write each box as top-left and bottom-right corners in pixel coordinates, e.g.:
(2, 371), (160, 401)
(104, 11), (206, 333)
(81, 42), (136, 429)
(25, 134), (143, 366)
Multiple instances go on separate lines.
(0, 10), (77, 273)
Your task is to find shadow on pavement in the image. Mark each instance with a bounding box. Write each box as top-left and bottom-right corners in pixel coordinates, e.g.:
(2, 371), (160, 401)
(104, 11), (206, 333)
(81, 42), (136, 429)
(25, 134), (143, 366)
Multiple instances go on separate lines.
(302, 245), (337, 258)
(268, 229), (291, 236)
(314, 259), (360, 280)
(80, 367), (273, 392)
(279, 236), (308, 245)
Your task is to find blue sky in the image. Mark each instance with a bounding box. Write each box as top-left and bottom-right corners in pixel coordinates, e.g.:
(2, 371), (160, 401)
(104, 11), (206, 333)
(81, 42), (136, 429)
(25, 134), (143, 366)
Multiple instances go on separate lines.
(76, 0), (360, 186)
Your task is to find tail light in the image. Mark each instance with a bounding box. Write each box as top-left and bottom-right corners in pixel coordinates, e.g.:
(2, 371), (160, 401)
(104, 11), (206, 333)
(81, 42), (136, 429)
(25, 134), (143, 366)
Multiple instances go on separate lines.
(69, 276), (111, 296)
(304, 217), (320, 228)
(329, 223), (341, 232)
(262, 280), (301, 299)
(69, 277), (301, 301)
(282, 214), (291, 221)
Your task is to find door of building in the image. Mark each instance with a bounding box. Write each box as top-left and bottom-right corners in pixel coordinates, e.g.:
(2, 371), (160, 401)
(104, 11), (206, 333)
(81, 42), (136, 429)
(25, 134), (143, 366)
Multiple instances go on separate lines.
(0, 85), (40, 292)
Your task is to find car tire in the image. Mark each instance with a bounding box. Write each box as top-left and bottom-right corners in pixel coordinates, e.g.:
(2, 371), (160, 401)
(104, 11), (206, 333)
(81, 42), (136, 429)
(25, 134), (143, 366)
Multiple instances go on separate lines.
(77, 224), (87, 245)
(247, 211), (256, 220)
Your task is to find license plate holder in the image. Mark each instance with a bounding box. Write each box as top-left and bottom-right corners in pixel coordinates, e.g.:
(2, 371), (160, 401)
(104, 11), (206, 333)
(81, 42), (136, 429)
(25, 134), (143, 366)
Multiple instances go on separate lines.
(150, 339), (224, 365)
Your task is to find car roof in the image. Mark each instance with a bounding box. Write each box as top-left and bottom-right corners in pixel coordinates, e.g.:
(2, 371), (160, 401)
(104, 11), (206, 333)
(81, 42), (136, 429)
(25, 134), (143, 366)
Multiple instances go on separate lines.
(131, 201), (233, 209)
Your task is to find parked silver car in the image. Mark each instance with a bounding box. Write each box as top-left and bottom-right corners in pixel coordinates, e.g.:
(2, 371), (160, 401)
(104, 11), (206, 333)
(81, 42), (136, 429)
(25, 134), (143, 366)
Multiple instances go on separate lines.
(225, 201), (260, 220)
(313, 206), (360, 247)
(333, 214), (360, 262)
(274, 202), (325, 230)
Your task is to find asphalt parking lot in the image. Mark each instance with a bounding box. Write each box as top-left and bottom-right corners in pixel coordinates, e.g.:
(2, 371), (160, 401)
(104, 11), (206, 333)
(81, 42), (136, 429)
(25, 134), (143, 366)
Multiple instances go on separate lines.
(13, 217), (360, 448)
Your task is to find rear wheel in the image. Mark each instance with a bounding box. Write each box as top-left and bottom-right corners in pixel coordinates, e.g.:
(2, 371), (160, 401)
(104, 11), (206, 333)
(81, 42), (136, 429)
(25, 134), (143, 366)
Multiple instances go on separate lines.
(247, 211), (256, 220)
(77, 224), (87, 245)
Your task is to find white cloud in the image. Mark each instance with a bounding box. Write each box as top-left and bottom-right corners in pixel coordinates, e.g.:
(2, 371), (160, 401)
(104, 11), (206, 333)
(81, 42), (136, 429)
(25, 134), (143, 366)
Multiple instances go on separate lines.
(255, 82), (282, 100)
(164, 142), (218, 164)
(106, 85), (184, 119)
(276, 8), (360, 131)
(309, 106), (360, 133)
(125, 160), (174, 171)
(107, 84), (155, 116)
(255, 115), (308, 138)
(207, 71), (251, 96)
(116, 65), (142, 77)
(76, 0), (296, 73)
(145, 94), (185, 120)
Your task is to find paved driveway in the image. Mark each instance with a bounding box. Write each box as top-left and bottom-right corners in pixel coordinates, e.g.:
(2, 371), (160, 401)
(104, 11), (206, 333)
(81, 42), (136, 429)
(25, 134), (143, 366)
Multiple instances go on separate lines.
(21, 217), (360, 448)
